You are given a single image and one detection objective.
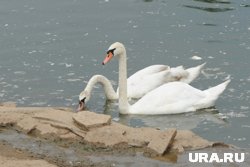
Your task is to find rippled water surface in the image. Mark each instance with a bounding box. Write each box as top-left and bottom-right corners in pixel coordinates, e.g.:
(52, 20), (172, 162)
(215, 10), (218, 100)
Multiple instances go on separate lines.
(0, 0), (250, 148)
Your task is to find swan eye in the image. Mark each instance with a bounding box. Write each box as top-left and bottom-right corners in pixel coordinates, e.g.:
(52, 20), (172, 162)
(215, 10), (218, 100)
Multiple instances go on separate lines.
(106, 48), (116, 55)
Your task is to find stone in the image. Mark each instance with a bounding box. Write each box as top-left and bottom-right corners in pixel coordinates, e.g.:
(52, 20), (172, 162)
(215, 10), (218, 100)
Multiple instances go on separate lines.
(171, 130), (214, 153)
(0, 105), (229, 157)
(0, 113), (23, 127)
(72, 111), (111, 130)
(32, 108), (86, 138)
(85, 123), (128, 147)
(146, 128), (177, 156)
(16, 117), (37, 134)
(125, 127), (164, 147)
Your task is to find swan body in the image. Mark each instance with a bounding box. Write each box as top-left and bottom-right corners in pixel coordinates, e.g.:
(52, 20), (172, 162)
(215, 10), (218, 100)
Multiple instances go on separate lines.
(123, 62), (206, 99)
(128, 80), (230, 115)
(97, 42), (230, 115)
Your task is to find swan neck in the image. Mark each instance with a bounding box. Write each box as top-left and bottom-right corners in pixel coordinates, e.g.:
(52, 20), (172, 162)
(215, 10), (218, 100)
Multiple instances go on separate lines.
(85, 75), (117, 100)
(118, 50), (130, 114)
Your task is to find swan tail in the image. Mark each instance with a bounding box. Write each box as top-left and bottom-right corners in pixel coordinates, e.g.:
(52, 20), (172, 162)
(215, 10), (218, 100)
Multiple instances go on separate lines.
(204, 79), (231, 99)
(181, 63), (206, 83)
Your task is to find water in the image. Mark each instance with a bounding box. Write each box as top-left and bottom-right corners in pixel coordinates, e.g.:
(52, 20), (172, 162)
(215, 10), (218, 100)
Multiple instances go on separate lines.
(0, 0), (249, 149)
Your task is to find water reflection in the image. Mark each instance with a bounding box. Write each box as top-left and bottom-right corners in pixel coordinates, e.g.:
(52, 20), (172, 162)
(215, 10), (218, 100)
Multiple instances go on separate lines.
(200, 23), (217, 26)
(123, 109), (226, 130)
(183, 5), (234, 12)
(194, 0), (231, 4)
(142, 0), (153, 2)
(103, 100), (226, 130)
(240, 4), (250, 7)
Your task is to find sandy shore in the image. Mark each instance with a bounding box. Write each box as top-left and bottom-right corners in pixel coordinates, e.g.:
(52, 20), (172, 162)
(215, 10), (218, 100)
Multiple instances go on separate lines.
(0, 142), (57, 167)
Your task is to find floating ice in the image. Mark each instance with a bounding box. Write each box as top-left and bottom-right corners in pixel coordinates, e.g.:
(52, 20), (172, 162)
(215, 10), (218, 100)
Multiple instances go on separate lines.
(67, 78), (81, 82)
(66, 64), (72, 68)
(0, 93), (4, 97)
(31, 102), (47, 106)
(14, 71), (26, 75)
(67, 73), (75, 76)
(190, 55), (202, 60)
(46, 61), (55, 66)
(242, 125), (250, 128)
(112, 117), (120, 122)
(28, 50), (37, 54)
(219, 50), (227, 55)
(224, 111), (247, 118)
(59, 63), (73, 68)
(240, 106), (249, 110)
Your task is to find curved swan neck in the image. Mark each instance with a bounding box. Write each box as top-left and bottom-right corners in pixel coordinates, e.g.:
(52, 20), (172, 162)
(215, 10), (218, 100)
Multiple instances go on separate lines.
(85, 75), (117, 100)
(117, 48), (130, 114)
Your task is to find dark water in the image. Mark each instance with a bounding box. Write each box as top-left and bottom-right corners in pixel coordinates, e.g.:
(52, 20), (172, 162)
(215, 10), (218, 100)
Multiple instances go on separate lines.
(0, 0), (249, 149)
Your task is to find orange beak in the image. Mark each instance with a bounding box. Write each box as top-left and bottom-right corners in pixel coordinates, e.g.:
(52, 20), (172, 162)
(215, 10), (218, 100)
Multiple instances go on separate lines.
(102, 52), (113, 65)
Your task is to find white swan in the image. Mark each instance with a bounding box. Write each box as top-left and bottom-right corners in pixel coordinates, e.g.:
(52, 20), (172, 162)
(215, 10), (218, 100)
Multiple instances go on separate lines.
(78, 63), (205, 102)
(117, 63), (206, 99)
(78, 42), (230, 114)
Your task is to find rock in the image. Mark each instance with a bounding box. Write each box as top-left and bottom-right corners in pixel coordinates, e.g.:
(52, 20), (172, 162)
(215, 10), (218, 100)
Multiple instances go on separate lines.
(16, 117), (37, 134)
(124, 127), (169, 148)
(85, 123), (128, 147)
(44, 120), (86, 138)
(32, 108), (74, 126)
(85, 122), (177, 156)
(72, 111), (111, 130)
(0, 105), (229, 157)
(171, 130), (214, 152)
(59, 132), (79, 140)
(85, 122), (158, 148)
(16, 117), (68, 138)
(32, 109), (86, 138)
(146, 128), (177, 156)
(35, 123), (62, 137)
(0, 113), (23, 127)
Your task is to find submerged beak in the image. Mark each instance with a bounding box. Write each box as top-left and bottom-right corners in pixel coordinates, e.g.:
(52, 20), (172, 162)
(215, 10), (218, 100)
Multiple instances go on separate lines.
(77, 99), (85, 111)
(102, 52), (113, 65)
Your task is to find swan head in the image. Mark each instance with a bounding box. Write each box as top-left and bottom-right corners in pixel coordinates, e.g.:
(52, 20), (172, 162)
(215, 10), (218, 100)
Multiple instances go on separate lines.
(77, 90), (91, 111)
(102, 42), (125, 65)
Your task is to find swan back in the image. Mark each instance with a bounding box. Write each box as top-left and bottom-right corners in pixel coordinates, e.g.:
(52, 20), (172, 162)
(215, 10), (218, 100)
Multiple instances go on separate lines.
(129, 80), (230, 115)
(167, 63), (206, 84)
(129, 82), (202, 114)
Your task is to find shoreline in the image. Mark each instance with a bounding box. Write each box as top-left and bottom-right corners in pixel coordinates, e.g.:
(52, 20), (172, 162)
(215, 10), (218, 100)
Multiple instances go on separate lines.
(0, 102), (249, 166)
